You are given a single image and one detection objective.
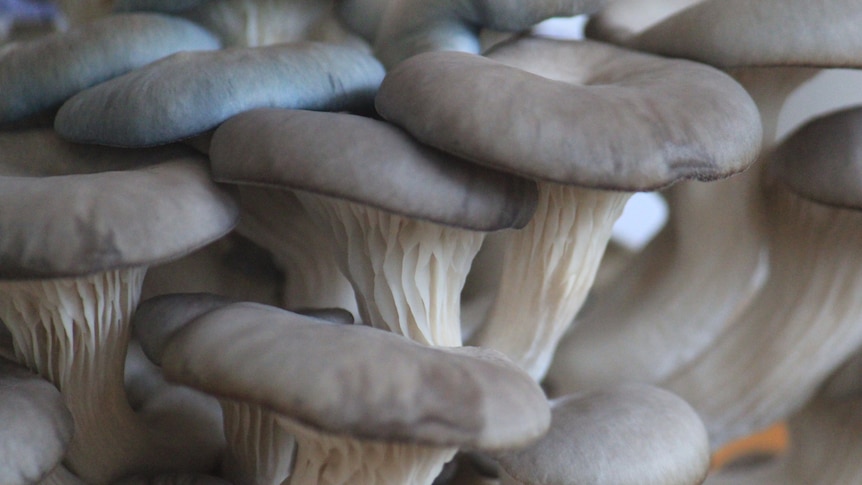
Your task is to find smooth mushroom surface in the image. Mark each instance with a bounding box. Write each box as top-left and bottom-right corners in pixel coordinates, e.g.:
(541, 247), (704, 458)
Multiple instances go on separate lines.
(373, 0), (605, 68)
(54, 42), (385, 147)
(495, 384), (710, 485)
(378, 37), (761, 379)
(0, 12), (221, 124)
(158, 301), (551, 485)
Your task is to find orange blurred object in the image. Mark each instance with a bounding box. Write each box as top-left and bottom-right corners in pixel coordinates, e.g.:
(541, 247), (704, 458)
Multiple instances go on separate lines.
(710, 422), (789, 470)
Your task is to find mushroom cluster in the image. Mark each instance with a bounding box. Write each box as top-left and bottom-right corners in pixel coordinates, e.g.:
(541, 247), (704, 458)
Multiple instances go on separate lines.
(2, 0), (861, 484)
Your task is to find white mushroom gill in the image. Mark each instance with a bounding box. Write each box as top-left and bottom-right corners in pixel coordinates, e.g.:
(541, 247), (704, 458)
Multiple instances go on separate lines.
(472, 185), (628, 380)
(0, 268), (186, 483)
(278, 416), (453, 485)
(297, 194), (484, 347)
(220, 401), (295, 485)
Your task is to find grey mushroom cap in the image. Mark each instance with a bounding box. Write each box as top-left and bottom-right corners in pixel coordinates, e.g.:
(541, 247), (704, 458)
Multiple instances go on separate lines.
(606, 0), (862, 68)
(496, 384), (710, 485)
(376, 37), (762, 191)
(210, 108), (538, 230)
(132, 292), (236, 366)
(0, 132), (238, 279)
(0, 12), (221, 123)
(54, 42), (385, 147)
(373, 0), (605, 68)
(770, 106), (862, 210)
(0, 357), (75, 485)
(160, 301), (551, 449)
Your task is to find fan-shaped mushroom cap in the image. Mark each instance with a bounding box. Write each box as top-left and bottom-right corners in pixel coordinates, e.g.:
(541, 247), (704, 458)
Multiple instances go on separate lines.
(54, 42), (384, 147)
(132, 292), (236, 366)
(770, 107), (862, 209)
(596, 0), (862, 68)
(0, 131), (239, 279)
(0, 357), (74, 485)
(210, 108), (537, 231)
(0, 12), (221, 124)
(496, 384), (709, 485)
(377, 37), (762, 190)
(160, 301), (551, 449)
(373, 0), (605, 68)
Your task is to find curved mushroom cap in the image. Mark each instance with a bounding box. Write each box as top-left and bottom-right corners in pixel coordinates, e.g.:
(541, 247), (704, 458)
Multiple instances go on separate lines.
(0, 131), (238, 279)
(210, 108), (538, 230)
(132, 292), (236, 365)
(770, 106), (862, 210)
(376, 37), (762, 191)
(496, 384), (710, 485)
(160, 301), (551, 449)
(606, 0), (862, 68)
(0, 357), (74, 485)
(54, 42), (385, 147)
(0, 12), (221, 123)
(373, 0), (605, 68)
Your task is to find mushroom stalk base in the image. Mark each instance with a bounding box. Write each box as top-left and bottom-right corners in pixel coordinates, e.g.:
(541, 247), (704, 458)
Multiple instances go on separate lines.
(221, 400), (296, 485)
(299, 194), (484, 347)
(278, 416), (455, 485)
(472, 183), (629, 381)
(0, 268), (208, 483)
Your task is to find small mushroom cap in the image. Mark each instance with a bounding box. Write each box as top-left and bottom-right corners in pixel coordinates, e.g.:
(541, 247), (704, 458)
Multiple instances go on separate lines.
(373, 0), (605, 68)
(770, 106), (862, 210)
(496, 384), (710, 485)
(54, 42), (385, 147)
(161, 301), (551, 449)
(132, 292), (236, 365)
(0, 12), (221, 123)
(376, 37), (762, 191)
(210, 108), (538, 230)
(611, 0), (862, 68)
(0, 357), (75, 485)
(0, 132), (238, 279)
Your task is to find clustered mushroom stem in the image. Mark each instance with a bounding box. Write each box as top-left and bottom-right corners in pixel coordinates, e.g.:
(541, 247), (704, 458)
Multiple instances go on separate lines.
(277, 416), (455, 485)
(0, 267), (153, 483)
(297, 194), (484, 347)
(473, 183), (629, 380)
(221, 400), (295, 485)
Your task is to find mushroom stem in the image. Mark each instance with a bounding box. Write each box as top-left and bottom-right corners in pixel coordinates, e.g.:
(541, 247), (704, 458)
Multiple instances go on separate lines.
(297, 194), (484, 347)
(472, 183), (629, 380)
(665, 183), (862, 447)
(221, 401), (295, 485)
(277, 415), (455, 485)
(0, 268), (210, 483)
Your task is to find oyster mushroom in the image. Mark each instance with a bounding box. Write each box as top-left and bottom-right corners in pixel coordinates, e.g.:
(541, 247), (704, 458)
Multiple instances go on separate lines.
(210, 108), (537, 348)
(0, 12), (220, 124)
(0, 130), (238, 483)
(376, 36), (761, 380)
(373, 0), (605, 68)
(149, 300), (551, 485)
(496, 384), (710, 485)
(54, 41), (384, 147)
(663, 106), (862, 448)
